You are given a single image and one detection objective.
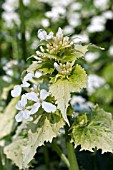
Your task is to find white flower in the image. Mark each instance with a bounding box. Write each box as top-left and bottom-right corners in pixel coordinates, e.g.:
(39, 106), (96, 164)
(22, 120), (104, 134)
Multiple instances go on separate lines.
(63, 25), (74, 34)
(15, 95), (30, 122)
(26, 89), (56, 114)
(41, 18), (50, 27)
(45, 6), (66, 21)
(87, 16), (106, 33)
(71, 96), (85, 106)
(38, 29), (53, 41)
(94, 0), (109, 10)
(72, 33), (89, 43)
(85, 52), (100, 62)
(54, 62), (61, 72)
(87, 74), (105, 95)
(11, 73), (33, 97)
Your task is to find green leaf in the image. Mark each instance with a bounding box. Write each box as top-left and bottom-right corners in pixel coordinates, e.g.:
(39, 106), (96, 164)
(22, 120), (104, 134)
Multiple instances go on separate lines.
(92, 86), (113, 104)
(88, 43), (105, 51)
(36, 51), (59, 60)
(49, 64), (87, 125)
(62, 44), (88, 62)
(71, 105), (113, 153)
(37, 59), (55, 74)
(22, 110), (65, 169)
(102, 63), (113, 87)
(4, 138), (27, 169)
(0, 98), (19, 139)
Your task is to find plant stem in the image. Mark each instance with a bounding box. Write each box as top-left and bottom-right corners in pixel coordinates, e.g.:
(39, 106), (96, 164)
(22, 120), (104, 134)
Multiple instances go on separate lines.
(65, 125), (79, 170)
(52, 141), (70, 168)
(19, 0), (26, 61)
(43, 145), (50, 170)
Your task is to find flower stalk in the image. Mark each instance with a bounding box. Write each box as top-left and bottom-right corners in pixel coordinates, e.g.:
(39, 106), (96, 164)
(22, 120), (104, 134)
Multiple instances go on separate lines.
(65, 125), (79, 170)
(52, 141), (70, 168)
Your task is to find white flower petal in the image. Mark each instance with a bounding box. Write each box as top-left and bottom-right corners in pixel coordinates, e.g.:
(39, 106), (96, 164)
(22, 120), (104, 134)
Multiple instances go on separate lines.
(23, 73), (33, 82)
(21, 94), (27, 107)
(40, 89), (50, 100)
(30, 102), (40, 115)
(15, 111), (23, 122)
(21, 81), (30, 87)
(16, 101), (23, 110)
(38, 29), (47, 41)
(56, 27), (63, 38)
(47, 32), (54, 40)
(35, 71), (42, 78)
(11, 85), (22, 97)
(54, 62), (61, 72)
(42, 101), (56, 113)
(23, 110), (30, 119)
(26, 92), (38, 102)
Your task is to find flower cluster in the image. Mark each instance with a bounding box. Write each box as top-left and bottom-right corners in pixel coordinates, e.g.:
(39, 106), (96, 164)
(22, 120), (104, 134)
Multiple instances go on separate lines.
(11, 27), (88, 124)
(11, 72), (56, 122)
(54, 62), (72, 76)
(38, 28), (73, 55)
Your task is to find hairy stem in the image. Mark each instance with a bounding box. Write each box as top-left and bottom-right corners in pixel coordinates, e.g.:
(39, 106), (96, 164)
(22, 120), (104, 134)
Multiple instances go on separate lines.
(65, 125), (79, 170)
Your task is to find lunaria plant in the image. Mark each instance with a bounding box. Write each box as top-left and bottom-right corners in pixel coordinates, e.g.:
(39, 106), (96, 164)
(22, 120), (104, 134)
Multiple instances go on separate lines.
(4, 28), (113, 170)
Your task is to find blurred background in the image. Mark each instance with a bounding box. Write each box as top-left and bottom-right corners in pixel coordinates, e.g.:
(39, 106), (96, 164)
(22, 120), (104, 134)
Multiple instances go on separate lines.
(0, 0), (113, 169)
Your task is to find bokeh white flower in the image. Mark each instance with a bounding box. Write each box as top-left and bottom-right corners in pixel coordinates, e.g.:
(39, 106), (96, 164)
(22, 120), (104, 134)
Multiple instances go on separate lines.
(85, 52), (100, 62)
(87, 74), (105, 95)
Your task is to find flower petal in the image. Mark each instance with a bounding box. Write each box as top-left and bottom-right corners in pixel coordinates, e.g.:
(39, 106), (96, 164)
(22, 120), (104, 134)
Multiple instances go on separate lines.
(30, 102), (40, 115)
(15, 111), (23, 122)
(35, 71), (42, 78)
(38, 29), (47, 41)
(23, 110), (30, 119)
(47, 32), (54, 40)
(40, 89), (50, 100)
(26, 92), (38, 102)
(21, 94), (27, 107)
(11, 85), (22, 97)
(21, 81), (30, 87)
(42, 101), (56, 113)
(23, 73), (33, 82)
(16, 101), (23, 110)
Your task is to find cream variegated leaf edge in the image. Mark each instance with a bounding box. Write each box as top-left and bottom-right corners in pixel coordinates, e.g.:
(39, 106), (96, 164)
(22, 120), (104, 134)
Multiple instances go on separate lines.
(71, 105), (113, 153)
(4, 138), (27, 169)
(0, 97), (19, 139)
(22, 110), (65, 168)
(49, 64), (87, 125)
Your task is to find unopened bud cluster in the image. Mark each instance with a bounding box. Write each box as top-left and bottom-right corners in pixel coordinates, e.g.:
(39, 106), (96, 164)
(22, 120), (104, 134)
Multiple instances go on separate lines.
(46, 28), (73, 55)
(54, 62), (72, 76)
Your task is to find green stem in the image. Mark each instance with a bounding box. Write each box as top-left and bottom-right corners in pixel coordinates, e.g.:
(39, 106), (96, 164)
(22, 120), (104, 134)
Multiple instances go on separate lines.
(19, 0), (26, 61)
(65, 125), (79, 170)
(52, 141), (70, 168)
(43, 145), (50, 170)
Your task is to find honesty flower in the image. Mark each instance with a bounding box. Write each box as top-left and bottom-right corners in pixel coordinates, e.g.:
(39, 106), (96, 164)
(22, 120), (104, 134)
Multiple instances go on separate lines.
(26, 89), (56, 114)
(87, 74), (105, 95)
(15, 95), (30, 122)
(11, 73), (33, 97)
(38, 29), (53, 41)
